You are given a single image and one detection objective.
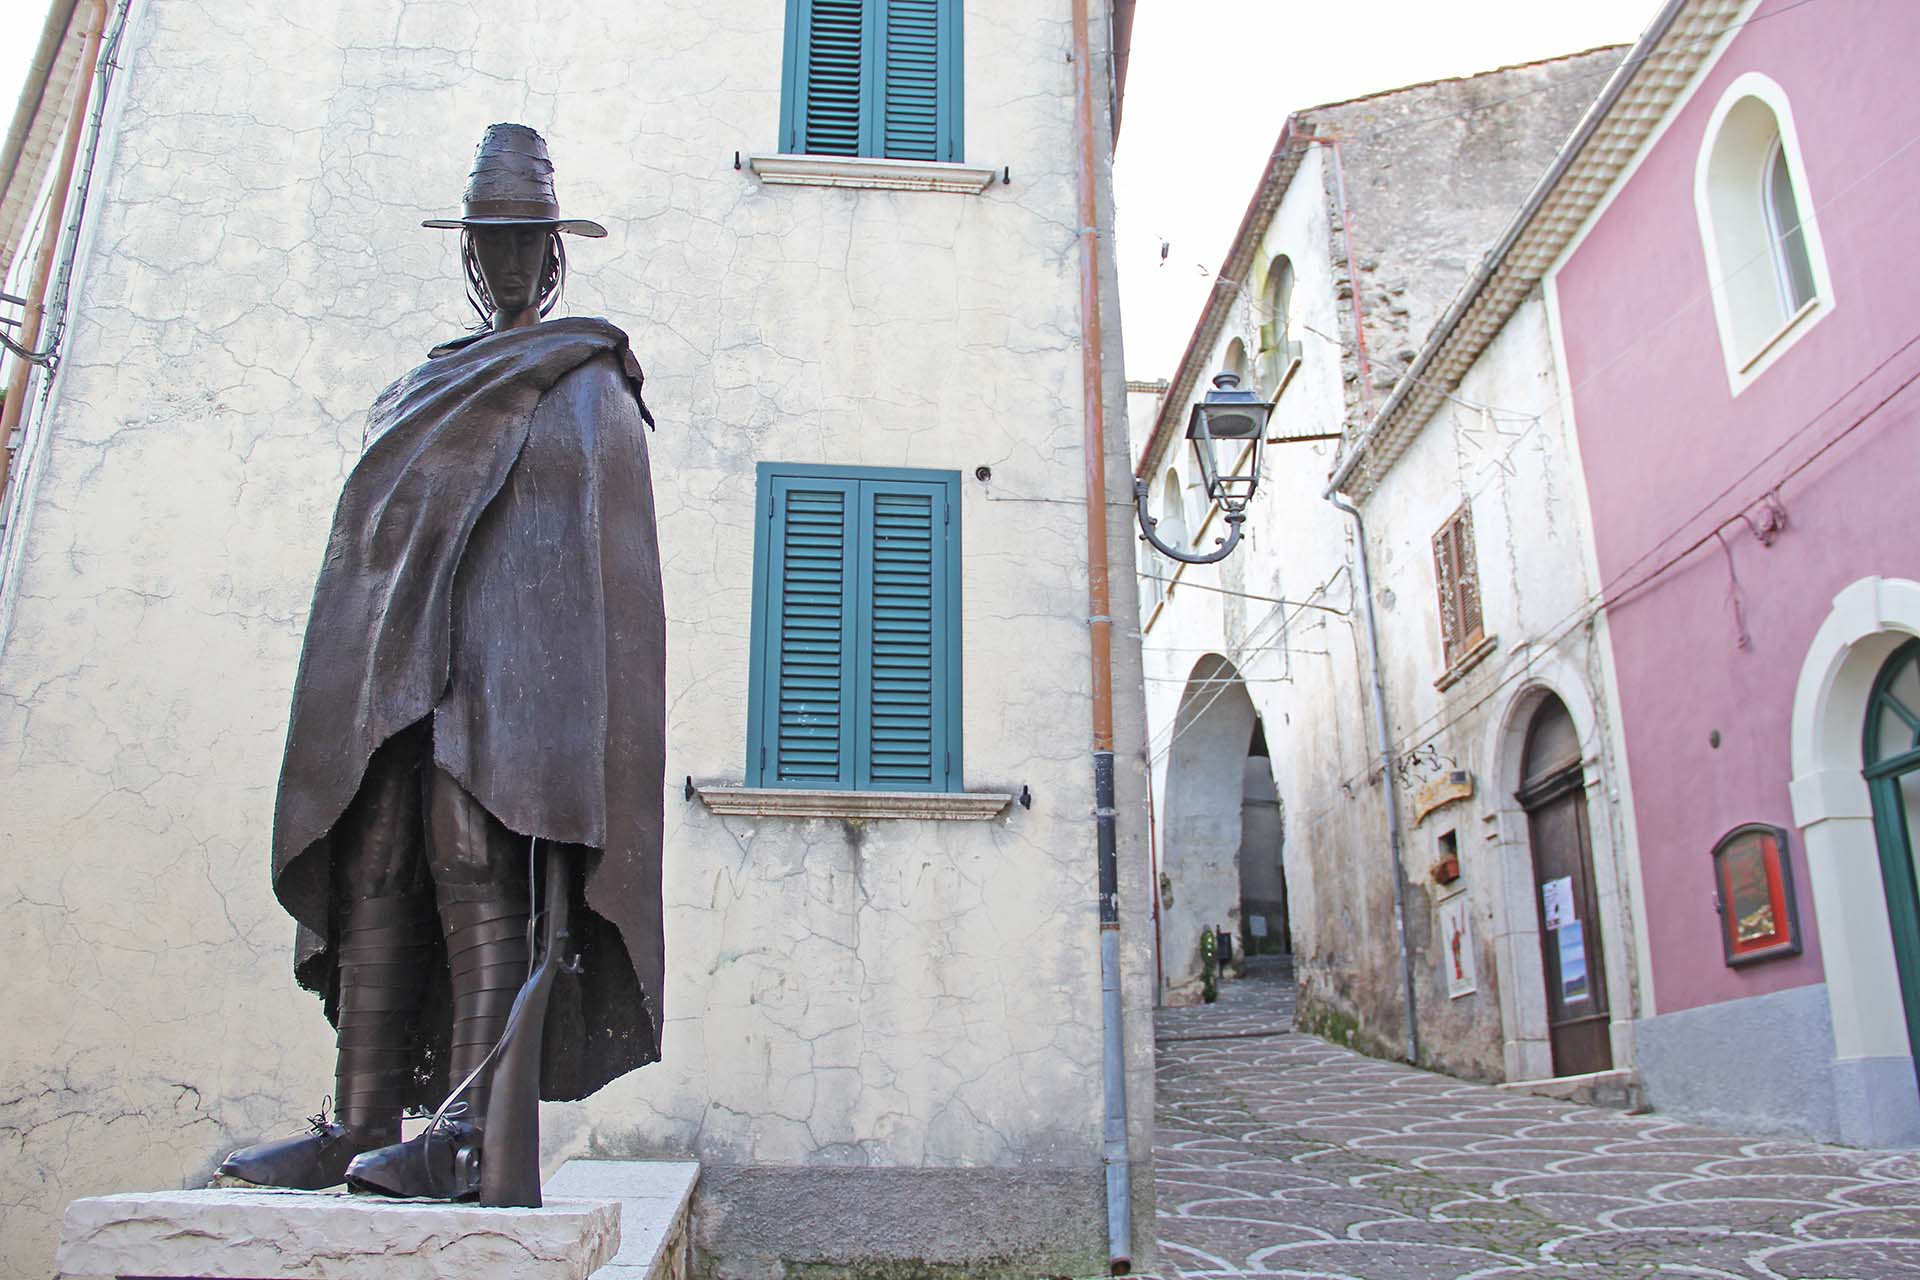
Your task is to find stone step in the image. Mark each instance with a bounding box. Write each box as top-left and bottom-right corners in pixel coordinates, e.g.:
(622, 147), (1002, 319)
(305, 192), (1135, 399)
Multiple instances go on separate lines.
(544, 1160), (701, 1280)
(1497, 1066), (1646, 1111)
(55, 1188), (621, 1279)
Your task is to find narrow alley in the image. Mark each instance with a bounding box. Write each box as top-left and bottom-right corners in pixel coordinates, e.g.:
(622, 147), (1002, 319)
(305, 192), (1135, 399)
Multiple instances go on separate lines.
(1152, 960), (1920, 1279)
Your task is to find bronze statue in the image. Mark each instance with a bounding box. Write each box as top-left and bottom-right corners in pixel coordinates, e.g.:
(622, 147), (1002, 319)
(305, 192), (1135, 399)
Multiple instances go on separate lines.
(219, 124), (665, 1207)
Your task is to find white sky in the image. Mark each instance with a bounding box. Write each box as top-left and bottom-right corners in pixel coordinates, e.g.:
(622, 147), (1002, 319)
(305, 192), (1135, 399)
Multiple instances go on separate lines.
(2, 3), (51, 142)
(0, 1), (1653, 375)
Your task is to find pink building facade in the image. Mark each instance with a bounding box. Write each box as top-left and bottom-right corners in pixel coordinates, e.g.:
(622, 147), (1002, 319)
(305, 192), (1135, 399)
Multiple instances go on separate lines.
(1552, 0), (1920, 1142)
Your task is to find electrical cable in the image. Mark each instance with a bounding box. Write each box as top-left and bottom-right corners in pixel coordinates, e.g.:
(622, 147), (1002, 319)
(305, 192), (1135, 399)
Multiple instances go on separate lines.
(1335, 346), (1920, 781)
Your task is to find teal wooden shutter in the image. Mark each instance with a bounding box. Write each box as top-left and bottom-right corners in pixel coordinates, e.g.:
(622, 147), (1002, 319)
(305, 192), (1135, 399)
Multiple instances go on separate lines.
(854, 479), (953, 788)
(749, 465), (961, 791)
(880, 0), (939, 161)
(783, 0), (962, 161)
(754, 476), (858, 785)
(787, 0), (871, 156)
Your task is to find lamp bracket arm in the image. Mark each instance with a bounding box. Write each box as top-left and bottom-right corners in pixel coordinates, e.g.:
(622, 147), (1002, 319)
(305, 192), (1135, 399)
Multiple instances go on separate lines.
(1133, 478), (1246, 565)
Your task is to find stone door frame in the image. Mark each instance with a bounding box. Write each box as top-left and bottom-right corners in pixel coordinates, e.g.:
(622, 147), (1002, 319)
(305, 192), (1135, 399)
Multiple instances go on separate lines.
(1789, 575), (1920, 1146)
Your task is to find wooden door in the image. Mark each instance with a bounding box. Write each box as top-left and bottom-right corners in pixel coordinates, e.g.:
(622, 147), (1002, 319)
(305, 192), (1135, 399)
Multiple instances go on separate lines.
(1519, 697), (1612, 1077)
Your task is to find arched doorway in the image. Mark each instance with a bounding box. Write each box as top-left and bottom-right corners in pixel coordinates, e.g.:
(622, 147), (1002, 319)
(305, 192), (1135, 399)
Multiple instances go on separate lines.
(1867, 638), (1920, 1074)
(1160, 655), (1257, 1001)
(1520, 695), (1613, 1076)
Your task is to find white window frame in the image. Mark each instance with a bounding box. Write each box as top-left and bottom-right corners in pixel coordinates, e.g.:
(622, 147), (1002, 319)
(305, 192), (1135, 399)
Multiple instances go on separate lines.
(1693, 72), (1834, 395)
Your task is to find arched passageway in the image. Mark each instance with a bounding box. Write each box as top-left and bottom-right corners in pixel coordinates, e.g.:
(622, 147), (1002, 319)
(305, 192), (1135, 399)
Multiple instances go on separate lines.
(1159, 654), (1269, 1001)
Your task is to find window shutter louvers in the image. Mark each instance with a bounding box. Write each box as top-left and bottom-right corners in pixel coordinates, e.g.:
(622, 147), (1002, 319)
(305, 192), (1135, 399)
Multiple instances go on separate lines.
(785, 0), (959, 162)
(755, 471), (956, 791)
(881, 0), (941, 161)
(1456, 510), (1483, 645)
(766, 478), (857, 783)
(858, 484), (947, 787)
(1433, 525), (1460, 664)
(801, 0), (868, 156)
(1432, 504), (1482, 669)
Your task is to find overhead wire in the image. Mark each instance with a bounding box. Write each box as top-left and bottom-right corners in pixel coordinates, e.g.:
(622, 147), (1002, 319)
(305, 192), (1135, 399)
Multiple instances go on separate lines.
(1345, 341), (1920, 783)
(1143, 563), (1355, 765)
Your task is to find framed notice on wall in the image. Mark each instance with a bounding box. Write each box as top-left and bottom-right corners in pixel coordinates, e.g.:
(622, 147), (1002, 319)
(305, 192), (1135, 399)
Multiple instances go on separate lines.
(1711, 823), (1803, 967)
(1437, 893), (1476, 998)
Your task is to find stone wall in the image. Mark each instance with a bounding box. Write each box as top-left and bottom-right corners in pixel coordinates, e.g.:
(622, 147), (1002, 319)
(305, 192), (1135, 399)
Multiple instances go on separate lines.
(1301, 48), (1624, 415)
(0, 1), (1154, 1275)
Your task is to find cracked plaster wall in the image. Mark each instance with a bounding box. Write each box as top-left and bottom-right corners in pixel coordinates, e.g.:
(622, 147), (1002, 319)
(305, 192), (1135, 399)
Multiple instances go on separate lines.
(0, 1), (1154, 1275)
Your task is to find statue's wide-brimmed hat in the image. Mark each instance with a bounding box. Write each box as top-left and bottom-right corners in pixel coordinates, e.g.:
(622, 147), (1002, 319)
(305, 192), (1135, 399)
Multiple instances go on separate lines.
(422, 123), (606, 238)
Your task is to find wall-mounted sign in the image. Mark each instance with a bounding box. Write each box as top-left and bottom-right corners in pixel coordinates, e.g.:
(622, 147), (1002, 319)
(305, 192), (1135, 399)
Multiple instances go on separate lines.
(1413, 769), (1475, 825)
(1557, 918), (1590, 1003)
(1711, 823), (1803, 967)
(1541, 876), (1574, 931)
(1438, 892), (1476, 998)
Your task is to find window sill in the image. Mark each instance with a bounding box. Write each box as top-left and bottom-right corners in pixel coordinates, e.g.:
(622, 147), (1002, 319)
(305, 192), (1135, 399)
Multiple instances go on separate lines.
(1736, 296), (1822, 377)
(693, 785), (1013, 820)
(746, 153), (999, 194)
(1434, 633), (1498, 692)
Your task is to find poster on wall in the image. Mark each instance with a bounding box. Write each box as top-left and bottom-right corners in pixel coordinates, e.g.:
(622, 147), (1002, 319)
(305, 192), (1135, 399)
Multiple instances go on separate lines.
(1557, 918), (1589, 1003)
(1438, 893), (1476, 998)
(1541, 876), (1574, 931)
(1711, 823), (1803, 966)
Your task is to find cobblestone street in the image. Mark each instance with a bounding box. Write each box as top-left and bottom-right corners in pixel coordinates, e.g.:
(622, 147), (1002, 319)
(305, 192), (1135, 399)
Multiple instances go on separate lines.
(1151, 958), (1920, 1278)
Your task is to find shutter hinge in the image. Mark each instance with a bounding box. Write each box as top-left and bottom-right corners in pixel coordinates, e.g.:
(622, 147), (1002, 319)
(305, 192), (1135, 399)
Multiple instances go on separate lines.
(761, 746), (768, 770)
(944, 503), (951, 526)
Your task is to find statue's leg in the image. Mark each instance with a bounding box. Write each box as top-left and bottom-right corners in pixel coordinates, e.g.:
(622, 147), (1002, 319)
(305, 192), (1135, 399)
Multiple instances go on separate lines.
(343, 767), (528, 1199)
(220, 728), (431, 1189)
(424, 770), (532, 1121)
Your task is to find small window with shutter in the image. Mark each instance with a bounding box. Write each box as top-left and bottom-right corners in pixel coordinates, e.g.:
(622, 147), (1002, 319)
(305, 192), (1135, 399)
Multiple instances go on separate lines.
(779, 0), (963, 162)
(1432, 503), (1484, 670)
(747, 463), (962, 791)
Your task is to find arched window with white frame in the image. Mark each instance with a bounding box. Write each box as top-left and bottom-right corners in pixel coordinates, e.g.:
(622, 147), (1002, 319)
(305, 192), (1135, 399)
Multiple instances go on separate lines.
(1695, 73), (1832, 391)
(1259, 254), (1298, 399)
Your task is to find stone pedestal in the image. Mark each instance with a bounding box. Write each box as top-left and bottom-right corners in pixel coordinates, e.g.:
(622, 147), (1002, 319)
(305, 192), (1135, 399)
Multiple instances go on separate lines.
(544, 1161), (700, 1280)
(54, 1189), (620, 1280)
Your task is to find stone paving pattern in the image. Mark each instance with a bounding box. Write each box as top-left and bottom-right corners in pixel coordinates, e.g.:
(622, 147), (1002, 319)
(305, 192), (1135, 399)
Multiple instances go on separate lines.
(1150, 957), (1920, 1278)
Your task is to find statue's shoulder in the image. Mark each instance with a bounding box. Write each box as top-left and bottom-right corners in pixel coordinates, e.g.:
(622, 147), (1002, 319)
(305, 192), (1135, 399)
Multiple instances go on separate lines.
(407, 319), (653, 427)
(563, 318), (656, 429)
(426, 330), (491, 360)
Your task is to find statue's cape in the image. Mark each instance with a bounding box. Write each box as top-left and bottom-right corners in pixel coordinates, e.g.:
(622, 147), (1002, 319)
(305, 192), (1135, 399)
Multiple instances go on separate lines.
(270, 316), (665, 1104)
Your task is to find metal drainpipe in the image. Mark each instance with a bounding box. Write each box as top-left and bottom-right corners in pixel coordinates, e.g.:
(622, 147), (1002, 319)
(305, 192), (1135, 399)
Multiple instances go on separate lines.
(0, 0), (109, 507)
(1070, 0), (1132, 1271)
(1327, 492), (1418, 1066)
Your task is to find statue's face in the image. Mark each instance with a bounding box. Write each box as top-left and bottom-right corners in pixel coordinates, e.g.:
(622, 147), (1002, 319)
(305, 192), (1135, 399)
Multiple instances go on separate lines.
(471, 225), (551, 314)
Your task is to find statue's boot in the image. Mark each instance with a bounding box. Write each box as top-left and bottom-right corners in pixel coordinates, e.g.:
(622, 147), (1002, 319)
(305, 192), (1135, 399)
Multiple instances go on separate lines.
(218, 894), (427, 1189)
(345, 885), (529, 1199)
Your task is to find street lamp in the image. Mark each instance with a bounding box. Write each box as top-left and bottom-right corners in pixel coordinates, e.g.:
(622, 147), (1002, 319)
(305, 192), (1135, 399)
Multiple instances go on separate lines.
(1134, 371), (1273, 564)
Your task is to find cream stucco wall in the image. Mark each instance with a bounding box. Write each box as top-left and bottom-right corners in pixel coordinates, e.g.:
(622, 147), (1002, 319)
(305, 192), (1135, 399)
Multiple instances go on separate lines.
(0, 2), (1153, 1276)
